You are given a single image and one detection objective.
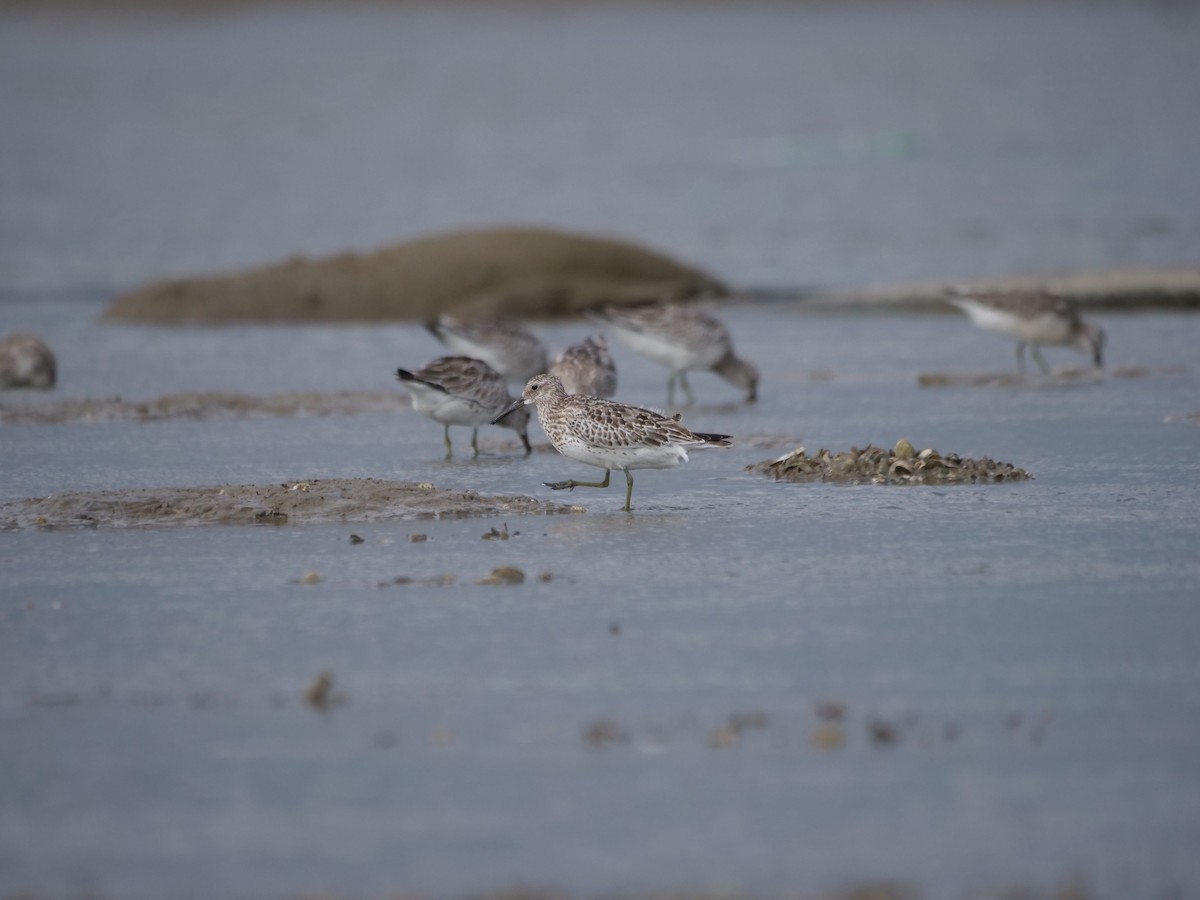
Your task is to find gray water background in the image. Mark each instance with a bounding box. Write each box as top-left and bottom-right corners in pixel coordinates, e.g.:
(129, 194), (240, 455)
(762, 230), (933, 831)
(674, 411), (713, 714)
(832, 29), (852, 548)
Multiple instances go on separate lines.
(2, 2), (1200, 899)
(1, 1), (1199, 295)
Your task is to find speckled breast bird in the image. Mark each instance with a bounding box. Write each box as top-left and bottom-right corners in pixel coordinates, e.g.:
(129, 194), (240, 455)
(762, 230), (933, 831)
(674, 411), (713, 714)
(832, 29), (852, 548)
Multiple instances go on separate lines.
(425, 315), (548, 383)
(493, 373), (731, 511)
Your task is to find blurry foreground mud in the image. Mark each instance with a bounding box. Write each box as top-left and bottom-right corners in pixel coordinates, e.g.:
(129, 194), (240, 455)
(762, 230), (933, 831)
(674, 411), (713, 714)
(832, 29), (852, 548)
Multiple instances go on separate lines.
(749, 441), (1031, 485)
(102, 227), (724, 325)
(0, 390), (410, 425)
(0, 478), (581, 530)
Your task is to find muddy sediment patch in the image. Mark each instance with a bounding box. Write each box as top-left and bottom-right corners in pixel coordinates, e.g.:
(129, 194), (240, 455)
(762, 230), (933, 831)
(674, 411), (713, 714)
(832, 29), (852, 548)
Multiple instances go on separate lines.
(102, 226), (725, 325)
(0, 390), (412, 425)
(915, 365), (1171, 388)
(748, 441), (1031, 485)
(0, 478), (582, 530)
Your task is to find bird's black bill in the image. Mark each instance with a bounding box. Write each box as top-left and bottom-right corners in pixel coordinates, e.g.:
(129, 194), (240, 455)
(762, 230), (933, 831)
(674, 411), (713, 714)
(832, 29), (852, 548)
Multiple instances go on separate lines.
(492, 398), (525, 425)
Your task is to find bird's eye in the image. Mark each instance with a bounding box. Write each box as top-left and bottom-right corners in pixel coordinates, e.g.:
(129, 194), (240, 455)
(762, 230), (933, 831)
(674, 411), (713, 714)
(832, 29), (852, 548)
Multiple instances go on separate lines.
(530, 384), (539, 391)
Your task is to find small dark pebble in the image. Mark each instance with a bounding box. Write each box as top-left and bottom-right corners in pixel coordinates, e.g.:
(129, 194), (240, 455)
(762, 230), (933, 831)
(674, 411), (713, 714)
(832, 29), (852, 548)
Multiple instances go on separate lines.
(349, 533), (364, 544)
(868, 717), (900, 746)
(582, 718), (629, 747)
(305, 670), (346, 710)
(815, 699), (847, 722)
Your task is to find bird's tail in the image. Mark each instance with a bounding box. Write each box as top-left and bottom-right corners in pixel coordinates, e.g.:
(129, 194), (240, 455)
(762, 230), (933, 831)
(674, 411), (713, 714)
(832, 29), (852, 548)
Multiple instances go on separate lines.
(396, 368), (444, 390)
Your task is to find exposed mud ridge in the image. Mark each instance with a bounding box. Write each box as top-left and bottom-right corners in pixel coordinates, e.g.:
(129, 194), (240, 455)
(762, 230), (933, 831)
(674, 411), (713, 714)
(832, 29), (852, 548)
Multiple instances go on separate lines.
(102, 226), (725, 325)
(794, 266), (1200, 311)
(748, 440), (1032, 485)
(0, 478), (582, 530)
(0, 390), (411, 425)
(1165, 410), (1200, 424)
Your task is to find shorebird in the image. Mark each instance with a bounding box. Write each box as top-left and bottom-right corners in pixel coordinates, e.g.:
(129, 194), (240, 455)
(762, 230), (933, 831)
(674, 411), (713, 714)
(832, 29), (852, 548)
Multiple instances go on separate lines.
(592, 303), (758, 404)
(396, 356), (531, 459)
(548, 334), (618, 397)
(946, 287), (1106, 375)
(425, 314), (548, 383)
(0, 332), (56, 389)
(493, 373), (731, 512)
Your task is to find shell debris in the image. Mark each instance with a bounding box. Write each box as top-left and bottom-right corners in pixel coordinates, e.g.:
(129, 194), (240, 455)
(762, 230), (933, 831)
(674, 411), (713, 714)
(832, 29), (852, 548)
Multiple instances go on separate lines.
(748, 441), (1031, 485)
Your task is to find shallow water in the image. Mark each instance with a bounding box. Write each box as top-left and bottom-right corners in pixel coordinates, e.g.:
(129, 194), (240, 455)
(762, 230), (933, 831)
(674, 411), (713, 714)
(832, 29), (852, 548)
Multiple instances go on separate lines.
(1, 2), (1198, 295)
(3, 300), (1200, 898)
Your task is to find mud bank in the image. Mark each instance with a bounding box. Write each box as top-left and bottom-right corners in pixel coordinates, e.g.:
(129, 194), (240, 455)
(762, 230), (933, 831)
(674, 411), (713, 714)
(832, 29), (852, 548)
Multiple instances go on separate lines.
(0, 478), (581, 529)
(0, 390), (411, 425)
(914, 365), (1180, 388)
(102, 227), (725, 325)
(788, 267), (1200, 311)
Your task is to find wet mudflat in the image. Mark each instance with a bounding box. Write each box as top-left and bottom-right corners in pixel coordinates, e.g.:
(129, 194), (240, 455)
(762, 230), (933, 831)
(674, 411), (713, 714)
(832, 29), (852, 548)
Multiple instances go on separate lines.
(0, 478), (578, 530)
(3, 0), (1200, 896)
(2, 301), (1199, 900)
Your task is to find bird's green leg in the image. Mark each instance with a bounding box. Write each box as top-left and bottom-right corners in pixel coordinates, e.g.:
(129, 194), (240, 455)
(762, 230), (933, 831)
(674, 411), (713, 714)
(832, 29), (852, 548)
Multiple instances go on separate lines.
(622, 469), (635, 512)
(443, 425), (453, 460)
(471, 427), (480, 458)
(1015, 342), (1027, 375)
(545, 469), (611, 492)
(679, 371), (695, 405)
(1031, 345), (1051, 375)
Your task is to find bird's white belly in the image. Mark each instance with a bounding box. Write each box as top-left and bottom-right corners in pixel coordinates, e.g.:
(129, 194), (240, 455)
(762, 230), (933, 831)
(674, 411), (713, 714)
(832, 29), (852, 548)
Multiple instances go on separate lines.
(959, 302), (1072, 344)
(404, 385), (493, 426)
(613, 328), (721, 371)
(556, 434), (690, 471)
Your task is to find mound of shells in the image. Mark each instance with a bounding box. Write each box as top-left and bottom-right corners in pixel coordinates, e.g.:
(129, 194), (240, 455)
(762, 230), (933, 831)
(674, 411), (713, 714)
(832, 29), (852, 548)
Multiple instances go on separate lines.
(747, 439), (1031, 485)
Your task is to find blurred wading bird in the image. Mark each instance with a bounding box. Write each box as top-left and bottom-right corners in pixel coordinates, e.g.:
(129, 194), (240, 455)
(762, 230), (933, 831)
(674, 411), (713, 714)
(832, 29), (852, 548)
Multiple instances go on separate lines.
(592, 302), (758, 405)
(425, 315), (548, 383)
(946, 286), (1106, 375)
(493, 373), (731, 512)
(548, 334), (618, 397)
(396, 356), (531, 459)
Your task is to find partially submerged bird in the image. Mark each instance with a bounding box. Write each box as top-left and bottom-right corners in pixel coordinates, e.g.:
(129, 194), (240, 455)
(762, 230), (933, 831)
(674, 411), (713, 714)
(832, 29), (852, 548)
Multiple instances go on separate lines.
(396, 356), (531, 459)
(548, 334), (618, 397)
(593, 303), (758, 404)
(425, 315), (548, 383)
(493, 373), (731, 512)
(946, 286), (1106, 375)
